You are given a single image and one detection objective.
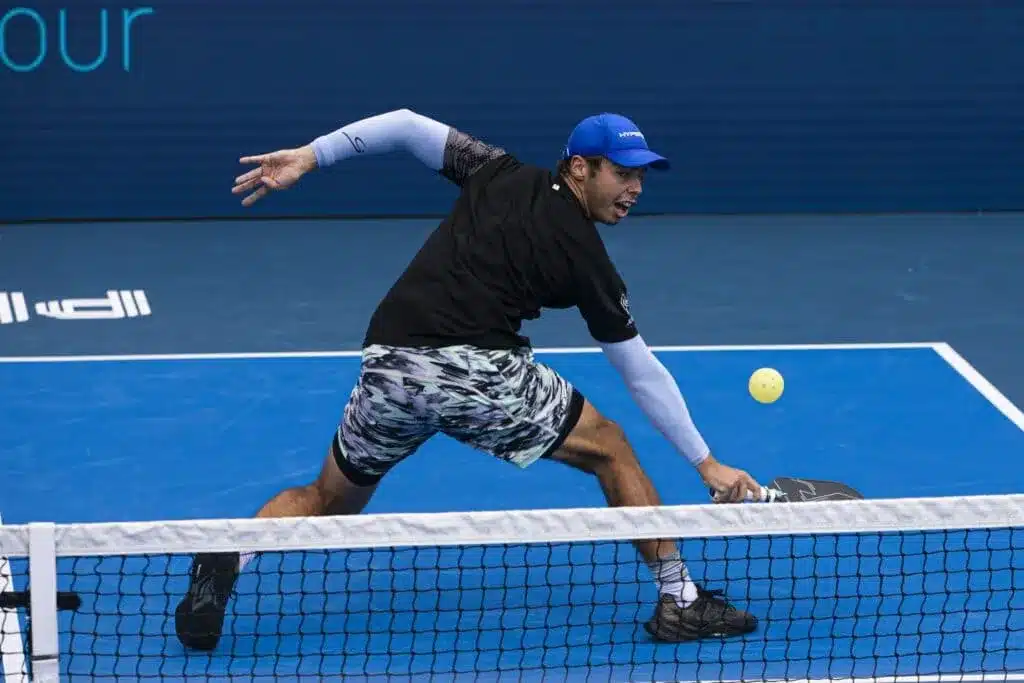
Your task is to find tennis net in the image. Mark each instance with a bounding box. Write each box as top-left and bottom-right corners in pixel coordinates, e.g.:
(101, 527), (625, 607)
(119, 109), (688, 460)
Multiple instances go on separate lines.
(1, 493), (1022, 682)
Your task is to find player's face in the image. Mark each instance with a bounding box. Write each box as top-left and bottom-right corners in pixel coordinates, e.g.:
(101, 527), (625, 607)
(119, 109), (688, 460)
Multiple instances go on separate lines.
(583, 159), (645, 225)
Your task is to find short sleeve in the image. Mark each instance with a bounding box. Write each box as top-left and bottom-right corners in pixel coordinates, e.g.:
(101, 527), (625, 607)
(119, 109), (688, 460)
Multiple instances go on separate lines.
(439, 129), (509, 187)
(573, 250), (638, 344)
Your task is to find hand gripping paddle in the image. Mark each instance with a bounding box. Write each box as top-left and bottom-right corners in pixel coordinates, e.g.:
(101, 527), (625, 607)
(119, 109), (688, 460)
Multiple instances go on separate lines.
(710, 477), (864, 503)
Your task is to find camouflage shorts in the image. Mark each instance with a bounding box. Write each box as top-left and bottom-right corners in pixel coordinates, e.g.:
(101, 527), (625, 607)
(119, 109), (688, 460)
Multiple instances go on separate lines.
(331, 344), (585, 486)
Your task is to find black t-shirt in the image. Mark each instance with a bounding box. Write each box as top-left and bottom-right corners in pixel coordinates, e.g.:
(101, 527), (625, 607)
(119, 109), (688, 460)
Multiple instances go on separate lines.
(363, 154), (638, 349)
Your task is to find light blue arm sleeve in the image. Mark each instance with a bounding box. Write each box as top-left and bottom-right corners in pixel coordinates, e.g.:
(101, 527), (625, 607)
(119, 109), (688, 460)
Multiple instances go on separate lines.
(310, 108), (450, 169)
(599, 335), (711, 467)
(310, 108), (506, 186)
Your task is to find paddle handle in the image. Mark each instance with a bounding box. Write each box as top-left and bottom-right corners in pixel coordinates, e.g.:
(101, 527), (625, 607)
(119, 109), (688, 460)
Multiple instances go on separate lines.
(710, 485), (785, 503)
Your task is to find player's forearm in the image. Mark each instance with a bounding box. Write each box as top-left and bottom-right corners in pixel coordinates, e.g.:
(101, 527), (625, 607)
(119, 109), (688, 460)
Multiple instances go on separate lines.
(310, 108), (450, 170)
(600, 335), (711, 467)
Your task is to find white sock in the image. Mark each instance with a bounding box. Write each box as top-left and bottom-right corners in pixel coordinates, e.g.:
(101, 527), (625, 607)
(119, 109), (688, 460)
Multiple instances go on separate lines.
(649, 553), (699, 607)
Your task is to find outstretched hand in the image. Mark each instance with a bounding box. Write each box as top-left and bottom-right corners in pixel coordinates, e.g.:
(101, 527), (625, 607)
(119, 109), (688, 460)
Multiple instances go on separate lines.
(232, 146), (318, 207)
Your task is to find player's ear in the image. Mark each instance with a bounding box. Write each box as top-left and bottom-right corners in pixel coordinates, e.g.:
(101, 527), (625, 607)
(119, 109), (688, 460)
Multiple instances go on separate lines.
(568, 155), (590, 181)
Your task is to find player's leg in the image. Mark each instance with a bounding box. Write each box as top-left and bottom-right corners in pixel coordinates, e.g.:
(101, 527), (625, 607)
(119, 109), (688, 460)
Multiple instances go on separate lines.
(438, 347), (755, 642)
(253, 442), (380, 519)
(173, 445), (379, 651)
(546, 401), (757, 641)
(174, 348), (434, 651)
(546, 400), (673, 558)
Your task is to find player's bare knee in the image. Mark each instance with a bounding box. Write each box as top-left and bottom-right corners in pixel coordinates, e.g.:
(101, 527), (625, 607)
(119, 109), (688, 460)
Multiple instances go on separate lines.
(309, 444), (380, 516)
(558, 411), (633, 474)
(314, 481), (348, 516)
(304, 475), (345, 517)
(591, 416), (634, 469)
(593, 413), (628, 448)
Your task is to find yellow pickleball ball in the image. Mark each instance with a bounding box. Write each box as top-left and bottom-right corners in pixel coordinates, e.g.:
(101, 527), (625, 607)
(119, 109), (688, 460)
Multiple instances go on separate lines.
(749, 367), (784, 404)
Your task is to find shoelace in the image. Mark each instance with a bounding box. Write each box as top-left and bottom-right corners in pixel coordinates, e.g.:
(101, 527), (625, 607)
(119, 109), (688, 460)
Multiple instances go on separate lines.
(694, 587), (734, 612)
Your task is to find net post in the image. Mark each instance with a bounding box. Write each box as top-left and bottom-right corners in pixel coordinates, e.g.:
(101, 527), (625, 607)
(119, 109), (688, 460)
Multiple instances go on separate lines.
(27, 523), (59, 683)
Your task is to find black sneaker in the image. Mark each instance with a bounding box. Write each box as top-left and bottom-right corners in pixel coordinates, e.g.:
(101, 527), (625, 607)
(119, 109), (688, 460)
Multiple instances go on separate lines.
(643, 587), (758, 642)
(174, 552), (240, 651)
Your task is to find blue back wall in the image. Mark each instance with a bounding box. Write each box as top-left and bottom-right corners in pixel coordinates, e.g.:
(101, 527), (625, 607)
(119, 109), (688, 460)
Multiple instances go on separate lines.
(3, 0), (1022, 221)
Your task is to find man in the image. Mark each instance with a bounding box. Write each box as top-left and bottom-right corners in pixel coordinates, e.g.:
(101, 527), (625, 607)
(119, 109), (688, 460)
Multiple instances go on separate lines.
(175, 108), (763, 651)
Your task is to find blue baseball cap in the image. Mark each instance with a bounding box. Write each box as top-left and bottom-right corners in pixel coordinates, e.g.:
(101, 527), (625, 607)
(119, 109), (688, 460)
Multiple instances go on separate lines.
(563, 113), (670, 170)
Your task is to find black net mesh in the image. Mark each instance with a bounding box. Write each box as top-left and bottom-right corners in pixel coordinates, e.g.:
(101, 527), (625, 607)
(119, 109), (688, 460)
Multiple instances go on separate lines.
(1, 524), (1018, 682)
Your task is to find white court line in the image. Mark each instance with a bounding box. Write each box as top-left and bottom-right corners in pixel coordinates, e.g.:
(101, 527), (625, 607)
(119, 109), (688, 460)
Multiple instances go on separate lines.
(0, 514), (28, 683)
(933, 342), (1024, 433)
(0, 341), (941, 364)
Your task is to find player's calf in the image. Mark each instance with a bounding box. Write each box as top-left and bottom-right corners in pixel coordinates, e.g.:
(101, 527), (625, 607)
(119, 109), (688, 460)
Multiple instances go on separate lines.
(548, 401), (669, 555)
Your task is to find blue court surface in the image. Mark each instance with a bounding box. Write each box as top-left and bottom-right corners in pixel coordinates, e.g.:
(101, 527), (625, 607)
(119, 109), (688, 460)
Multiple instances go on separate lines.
(2, 341), (1023, 681)
(3, 342), (1024, 522)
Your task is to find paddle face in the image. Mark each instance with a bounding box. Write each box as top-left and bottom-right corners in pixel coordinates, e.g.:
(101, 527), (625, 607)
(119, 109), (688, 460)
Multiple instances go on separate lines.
(768, 477), (864, 502)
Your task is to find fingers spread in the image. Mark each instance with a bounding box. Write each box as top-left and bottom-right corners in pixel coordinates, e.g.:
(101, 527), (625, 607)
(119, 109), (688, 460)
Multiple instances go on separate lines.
(232, 177), (262, 195)
(241, 186), (268, 207)
(235, 167), (263, 185)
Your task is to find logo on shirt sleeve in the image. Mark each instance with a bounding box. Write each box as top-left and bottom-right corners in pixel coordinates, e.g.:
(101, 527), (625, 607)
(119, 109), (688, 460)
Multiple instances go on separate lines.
(620, 292), (635, 327)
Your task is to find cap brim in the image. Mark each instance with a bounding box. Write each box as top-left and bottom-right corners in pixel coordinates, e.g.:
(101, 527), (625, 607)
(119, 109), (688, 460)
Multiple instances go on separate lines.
(606, 148), (670, 170)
